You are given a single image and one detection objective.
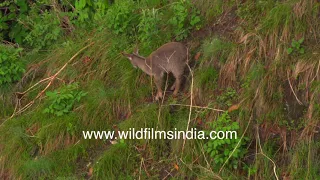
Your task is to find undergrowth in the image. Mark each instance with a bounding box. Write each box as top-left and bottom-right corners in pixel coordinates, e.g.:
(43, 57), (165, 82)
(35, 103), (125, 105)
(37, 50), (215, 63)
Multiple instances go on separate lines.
(0, 0), (320, 179)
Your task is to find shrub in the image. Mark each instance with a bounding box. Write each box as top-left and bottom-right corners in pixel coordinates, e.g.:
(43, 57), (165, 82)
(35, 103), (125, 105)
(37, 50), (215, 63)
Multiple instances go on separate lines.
(73, 0), (110, 26)
(168, 0), (201, 40)
(0, 0), (29, 43)
(204, 112), (248, 169)
(43, 83), (87, 116)
(23, 7), (62, 49)
(0, 45), (25, 86)
(138, 8), (162, 46)
(216, 88), (237, 107)
(105, 0), (138, 35)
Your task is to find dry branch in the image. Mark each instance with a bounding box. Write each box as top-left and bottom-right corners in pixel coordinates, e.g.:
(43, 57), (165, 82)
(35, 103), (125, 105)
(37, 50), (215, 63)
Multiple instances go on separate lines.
(181, 59), (193, 154)
(1, 42), (94, 126)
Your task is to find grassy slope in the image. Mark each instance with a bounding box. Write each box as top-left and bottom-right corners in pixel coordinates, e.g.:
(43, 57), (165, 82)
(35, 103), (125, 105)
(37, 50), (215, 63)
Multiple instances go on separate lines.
(1, 0), (320, 179)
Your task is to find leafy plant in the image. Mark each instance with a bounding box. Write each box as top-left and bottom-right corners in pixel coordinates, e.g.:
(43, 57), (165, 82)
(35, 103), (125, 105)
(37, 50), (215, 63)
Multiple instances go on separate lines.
(168, 0), (201, 40)
(287, 38), (305, 55)
(138, 8), (161, 45)
(0, 0), (29, 43)
(105, 0), (138, 35)
(23, 7), (62, 49)
(0, 45), (25, 86)
(216, 88), (237, 107)
(204, 112), (248, 169)
(244, 164), (257, 176)
(43, 83), (87, 116)
(67, 122), (76, 136)
(73, 0), (110, 26)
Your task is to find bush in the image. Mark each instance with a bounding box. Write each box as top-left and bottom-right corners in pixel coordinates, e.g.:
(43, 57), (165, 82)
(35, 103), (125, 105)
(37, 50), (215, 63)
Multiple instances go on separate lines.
(0, 0), (29, 43)
(73, 0), (110, 26)
(168, 0), (201, 40)
(138, 8), (162, 46)
(43, 83), (87, 116)
(23, 7), (62, 49)
(105, 0), (138, 35)
(204, 112), (248, 169)
(0, 45), (25, 86)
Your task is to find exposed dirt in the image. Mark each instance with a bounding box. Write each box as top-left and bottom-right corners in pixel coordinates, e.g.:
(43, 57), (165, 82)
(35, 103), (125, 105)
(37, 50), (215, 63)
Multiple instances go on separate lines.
(190, 7), (239, 40)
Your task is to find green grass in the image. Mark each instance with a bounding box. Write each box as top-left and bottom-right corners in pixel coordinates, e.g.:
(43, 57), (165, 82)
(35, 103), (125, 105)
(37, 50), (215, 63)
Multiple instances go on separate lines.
(1, 0), (320, 179)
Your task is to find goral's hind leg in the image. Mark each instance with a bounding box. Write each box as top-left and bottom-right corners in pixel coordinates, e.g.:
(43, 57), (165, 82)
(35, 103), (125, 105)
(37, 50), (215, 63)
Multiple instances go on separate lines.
(173, 76), (181, 97)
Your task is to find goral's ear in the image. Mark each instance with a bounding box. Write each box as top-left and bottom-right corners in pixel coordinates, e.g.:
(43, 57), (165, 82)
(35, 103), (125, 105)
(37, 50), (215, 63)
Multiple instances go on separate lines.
(133, 46), (139, 55)
(121, 52), (133, 60)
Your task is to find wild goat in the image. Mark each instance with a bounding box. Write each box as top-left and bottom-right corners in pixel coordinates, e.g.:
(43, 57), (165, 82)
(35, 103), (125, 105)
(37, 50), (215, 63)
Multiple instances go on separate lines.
(122, 42), (188, 100)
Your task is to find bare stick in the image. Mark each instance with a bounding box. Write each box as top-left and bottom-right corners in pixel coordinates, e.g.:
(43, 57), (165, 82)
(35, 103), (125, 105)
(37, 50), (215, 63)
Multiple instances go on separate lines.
(138, 157), (143, 180)
(311, 60), (320, 83)
(287, 70), (303, 105)
(218, 113), (253, 174)
(17, 77), (51, 96)
(1, 42), (94, 126)
(142, 158), (150, 178)
(168, 104), (225, 112)
(156, 67), (169, 130)
(219, 76), (264, 174)
(256, 126), (279, 180)
(162, 169), (174, 180)
(181, 58), (193, 154)
(200, 144), (214, 173)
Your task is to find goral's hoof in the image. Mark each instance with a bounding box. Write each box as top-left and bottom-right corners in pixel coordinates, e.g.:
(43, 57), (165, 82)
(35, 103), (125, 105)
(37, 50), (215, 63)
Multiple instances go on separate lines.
(155, 92), (163, 101)
(172, 91), (179, 98)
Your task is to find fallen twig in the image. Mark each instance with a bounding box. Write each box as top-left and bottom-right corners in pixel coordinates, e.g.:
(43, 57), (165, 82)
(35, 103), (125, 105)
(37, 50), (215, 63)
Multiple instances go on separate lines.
(287, 69), (303, 105)
(181, 58), (193, 154)
(256, 126), (279, 180)
(1, 42), (94, 126)
(168, 104), (225, 112)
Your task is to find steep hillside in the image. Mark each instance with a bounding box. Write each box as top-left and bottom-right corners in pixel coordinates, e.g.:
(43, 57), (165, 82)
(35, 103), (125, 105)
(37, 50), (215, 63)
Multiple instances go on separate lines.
(1, 0), (320, 179)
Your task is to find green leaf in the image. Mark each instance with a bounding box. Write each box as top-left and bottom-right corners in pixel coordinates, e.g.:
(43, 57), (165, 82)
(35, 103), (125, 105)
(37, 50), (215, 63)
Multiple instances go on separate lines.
(56, 111), (64, 116)
(298, 37), (304, 44)
(43, 108), (50, 113)
(210, 150), (216, 157)
(291, 41), (297, 47)
(287, 48), (293, 54)
(299, 48), (305, 54)
(79, 0), (86, 9)
(190, 16), (200, 26)
(224, 149), (230, 156)
(16, 0), (28, 13)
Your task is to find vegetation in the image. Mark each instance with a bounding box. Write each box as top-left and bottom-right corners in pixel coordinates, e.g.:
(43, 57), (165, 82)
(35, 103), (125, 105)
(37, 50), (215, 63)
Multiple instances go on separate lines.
(204, 112), (248, 170)
(43, 83), (87, 116)
(0, 45), (25, 86)
(1, 0), (320, 179)
(287, 38), (305, 55)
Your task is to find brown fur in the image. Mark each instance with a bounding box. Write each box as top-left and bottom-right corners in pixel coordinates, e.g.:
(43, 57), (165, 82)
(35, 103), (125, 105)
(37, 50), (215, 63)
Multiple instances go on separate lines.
(122, 42), (188, 100)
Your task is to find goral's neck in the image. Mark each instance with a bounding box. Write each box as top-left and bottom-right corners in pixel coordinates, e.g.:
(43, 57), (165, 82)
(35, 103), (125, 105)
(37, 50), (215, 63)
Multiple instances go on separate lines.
(133, 56), (153, 76)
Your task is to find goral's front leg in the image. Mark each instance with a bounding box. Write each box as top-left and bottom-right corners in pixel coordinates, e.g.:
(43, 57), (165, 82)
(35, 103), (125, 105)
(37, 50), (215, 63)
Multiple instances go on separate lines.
(154, 76), (163, 101)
